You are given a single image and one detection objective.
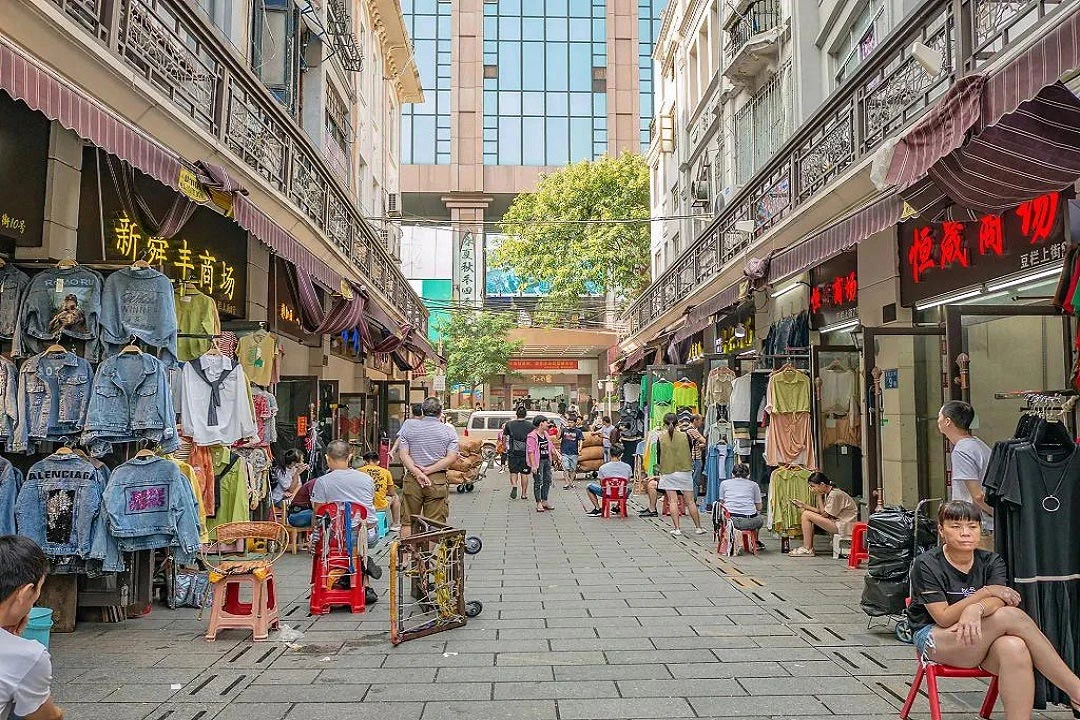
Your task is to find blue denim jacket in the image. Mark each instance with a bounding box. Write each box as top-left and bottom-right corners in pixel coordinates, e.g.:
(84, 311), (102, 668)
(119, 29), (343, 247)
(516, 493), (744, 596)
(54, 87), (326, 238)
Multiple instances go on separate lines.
(0, 456), (22, 536)
(0, 355), (18, 447)
(103, 456), (202, 563)
(11, 351), (93, 453)
(15, 453), (109, 560)
(99, 268), (178, 367)
(13, 266), (104, 359)
(81, 352), (179, 457)
(0, 263), (29, 340)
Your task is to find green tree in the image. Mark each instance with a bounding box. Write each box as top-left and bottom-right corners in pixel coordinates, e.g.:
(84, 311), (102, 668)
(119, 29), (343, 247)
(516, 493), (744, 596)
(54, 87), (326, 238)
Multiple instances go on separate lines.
(493, 152), (651, 318)
(436, 310), (523, 400)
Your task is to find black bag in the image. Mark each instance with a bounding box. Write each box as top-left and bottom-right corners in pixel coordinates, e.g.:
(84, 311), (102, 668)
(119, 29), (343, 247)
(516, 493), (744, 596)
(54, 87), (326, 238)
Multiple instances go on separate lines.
(860, 576), (909, 617)
(866, 505), (937, 581)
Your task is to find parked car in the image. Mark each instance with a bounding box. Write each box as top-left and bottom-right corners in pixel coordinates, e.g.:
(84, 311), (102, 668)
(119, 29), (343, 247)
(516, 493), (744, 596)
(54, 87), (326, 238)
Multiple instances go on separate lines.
(464, 410), (566, 459)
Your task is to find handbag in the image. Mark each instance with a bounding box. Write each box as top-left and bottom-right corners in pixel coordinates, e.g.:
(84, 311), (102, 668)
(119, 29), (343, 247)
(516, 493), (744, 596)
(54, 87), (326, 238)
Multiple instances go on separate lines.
(169, 561), (212, 610)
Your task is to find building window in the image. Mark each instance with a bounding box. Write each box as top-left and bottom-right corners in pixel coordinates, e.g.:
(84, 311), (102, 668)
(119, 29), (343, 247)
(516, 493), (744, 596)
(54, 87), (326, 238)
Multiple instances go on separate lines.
(401, 0), (452, 164)
(733, 62), (791, 185)
(325, 86), (352, 186)
(482, 0), (608, 166)
(252, 0), (301, 113)
(834, 1), (885, 86)
(638, 0), (668, 150)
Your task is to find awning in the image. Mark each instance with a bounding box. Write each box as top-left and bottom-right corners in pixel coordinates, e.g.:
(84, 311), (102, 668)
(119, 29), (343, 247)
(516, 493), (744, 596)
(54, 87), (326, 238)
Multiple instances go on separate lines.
(624, 347), (647, 372)
(768, 193), (905, 283)
(686, 282), (743, 326)
(671, 314), (711, 344)
(234, 197), (339, 291)
(406, 332), (442, 363)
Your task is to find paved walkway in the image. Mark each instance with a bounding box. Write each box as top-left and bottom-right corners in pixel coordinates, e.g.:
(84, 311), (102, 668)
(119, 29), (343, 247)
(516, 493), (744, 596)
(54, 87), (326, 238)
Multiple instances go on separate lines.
(49, 476), (1074, 720)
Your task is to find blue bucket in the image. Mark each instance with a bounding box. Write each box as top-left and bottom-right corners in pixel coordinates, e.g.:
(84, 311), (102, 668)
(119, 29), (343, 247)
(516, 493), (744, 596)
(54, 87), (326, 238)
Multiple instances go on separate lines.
(21, 607), (53, 649)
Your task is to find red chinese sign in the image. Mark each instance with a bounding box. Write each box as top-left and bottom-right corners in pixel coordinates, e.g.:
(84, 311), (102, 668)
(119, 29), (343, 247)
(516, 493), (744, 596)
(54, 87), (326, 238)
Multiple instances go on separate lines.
(809, 251), (858, 329)
(507, 359), (580, 371)
(899, 192), (1070, 307)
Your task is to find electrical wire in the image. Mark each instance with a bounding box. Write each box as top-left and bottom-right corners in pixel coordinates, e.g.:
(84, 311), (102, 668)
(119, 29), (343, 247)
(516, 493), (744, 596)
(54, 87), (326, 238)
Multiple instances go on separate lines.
(378, 212), (716, 226)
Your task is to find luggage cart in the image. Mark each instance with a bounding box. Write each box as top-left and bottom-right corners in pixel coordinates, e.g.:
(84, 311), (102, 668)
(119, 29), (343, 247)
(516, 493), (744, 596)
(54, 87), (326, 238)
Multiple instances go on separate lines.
(388, 516), (484, 645)
(455, 455), (492, 493)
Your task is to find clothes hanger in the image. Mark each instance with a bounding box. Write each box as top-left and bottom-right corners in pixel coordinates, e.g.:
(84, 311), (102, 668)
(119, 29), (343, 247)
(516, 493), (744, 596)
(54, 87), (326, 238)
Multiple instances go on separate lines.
(56, 257), (78, 269)
(120, 336), (142, 354)
(54, 438), (74, 455)
(134, 439), (156, 459)
(45, 333), (67, 354)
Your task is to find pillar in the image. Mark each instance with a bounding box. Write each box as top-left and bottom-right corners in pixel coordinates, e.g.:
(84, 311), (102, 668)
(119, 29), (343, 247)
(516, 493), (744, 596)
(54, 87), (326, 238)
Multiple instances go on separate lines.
(24, 122), (83, 262)
(443, 193), (491, 309)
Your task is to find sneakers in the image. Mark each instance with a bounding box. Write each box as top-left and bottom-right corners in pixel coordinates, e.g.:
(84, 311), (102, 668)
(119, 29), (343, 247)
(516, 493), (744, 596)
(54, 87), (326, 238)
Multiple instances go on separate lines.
(365, 587), (379, 605)
(670, 529), (683, 536)
(389, 524), (402, 532)
(639, 510), (658, 517)
(694, 527), (708, 535)
(586, 509), (602, 517)
(510, 487), (518, 500)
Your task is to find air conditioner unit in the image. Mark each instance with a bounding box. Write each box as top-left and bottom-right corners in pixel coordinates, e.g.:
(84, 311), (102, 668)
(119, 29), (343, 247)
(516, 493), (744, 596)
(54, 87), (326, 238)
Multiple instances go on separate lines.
(387, 192), (401, 217)
(689, 179), (710, 207)
(713, 193), (726, 216)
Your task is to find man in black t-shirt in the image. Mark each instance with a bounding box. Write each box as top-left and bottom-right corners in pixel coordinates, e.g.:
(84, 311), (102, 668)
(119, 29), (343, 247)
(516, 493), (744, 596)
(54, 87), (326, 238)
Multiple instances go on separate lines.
(503, 407), (534, 501)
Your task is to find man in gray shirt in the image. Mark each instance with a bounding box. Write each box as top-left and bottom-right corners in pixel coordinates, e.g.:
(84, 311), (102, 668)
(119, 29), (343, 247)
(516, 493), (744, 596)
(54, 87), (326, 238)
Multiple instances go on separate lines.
(938, 401), (994, 543)
(397, 397), (460, 538)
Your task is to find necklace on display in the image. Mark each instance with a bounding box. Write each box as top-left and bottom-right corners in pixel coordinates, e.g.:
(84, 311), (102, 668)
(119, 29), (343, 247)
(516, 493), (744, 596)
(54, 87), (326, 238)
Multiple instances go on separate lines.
(1037, 453), (1073, 513)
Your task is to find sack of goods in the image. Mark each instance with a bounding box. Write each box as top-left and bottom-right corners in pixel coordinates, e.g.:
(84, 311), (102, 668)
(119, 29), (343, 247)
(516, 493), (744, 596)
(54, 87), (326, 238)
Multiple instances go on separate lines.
(448, 468), (480, 485)
(458, 436), (483, 455)
(582, 433), (603, 448)
(578, 459), (603, 473)
(578, 446), (605, 462)
(450, 453), (483, 473)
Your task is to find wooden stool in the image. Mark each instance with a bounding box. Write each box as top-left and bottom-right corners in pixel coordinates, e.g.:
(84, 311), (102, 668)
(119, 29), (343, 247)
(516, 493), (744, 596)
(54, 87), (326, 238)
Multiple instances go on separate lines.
(205, 570), (279, 641)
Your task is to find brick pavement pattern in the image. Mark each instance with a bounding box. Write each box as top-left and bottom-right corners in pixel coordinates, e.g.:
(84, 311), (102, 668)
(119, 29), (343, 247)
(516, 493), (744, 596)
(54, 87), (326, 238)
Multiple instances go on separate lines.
(48, 480), (1075, 720)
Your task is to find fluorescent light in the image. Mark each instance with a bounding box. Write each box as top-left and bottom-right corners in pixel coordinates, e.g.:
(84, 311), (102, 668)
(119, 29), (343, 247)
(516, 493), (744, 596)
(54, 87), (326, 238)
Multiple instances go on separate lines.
(914, 289), (983, 311)
(959, 290), (1006, 305)
(738, 349), (756, 357)
(986, 266), (1062, 293)
(819, 318), (860, 334)
(770, 283), (800, 299)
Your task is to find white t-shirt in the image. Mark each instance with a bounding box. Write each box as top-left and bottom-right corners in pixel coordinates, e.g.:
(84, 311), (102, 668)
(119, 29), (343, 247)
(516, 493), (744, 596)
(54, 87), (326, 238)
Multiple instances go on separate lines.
(310, 468), (376, 522)
(719, 477), (762, 517)
(0, 628), (51, 720)
(597, 460), (632, 479)
(950, 436), (993, 532)
(600, 425), (614, 447)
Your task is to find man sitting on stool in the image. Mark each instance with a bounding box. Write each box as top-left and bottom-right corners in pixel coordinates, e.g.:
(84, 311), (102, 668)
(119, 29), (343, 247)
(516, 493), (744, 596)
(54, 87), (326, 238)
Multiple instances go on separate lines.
(584, 444), (631, 516)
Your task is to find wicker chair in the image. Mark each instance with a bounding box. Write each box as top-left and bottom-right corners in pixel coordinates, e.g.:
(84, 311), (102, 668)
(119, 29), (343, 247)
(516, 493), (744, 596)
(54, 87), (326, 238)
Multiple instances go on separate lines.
(202, 521), (288, 641)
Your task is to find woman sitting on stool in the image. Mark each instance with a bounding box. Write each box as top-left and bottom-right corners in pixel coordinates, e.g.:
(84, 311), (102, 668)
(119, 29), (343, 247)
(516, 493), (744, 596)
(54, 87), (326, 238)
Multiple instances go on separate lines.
(908, 500), (1080, 720)
(718, 464), (765, 550)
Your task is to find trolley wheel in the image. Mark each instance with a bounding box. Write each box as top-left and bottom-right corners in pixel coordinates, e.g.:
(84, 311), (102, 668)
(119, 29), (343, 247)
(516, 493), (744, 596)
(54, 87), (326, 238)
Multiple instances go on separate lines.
(456, 484), (467, 493)
(464, 483), (475, 492)
(481, 445), (496, 461)
(895, 619), (914, 644)
(465, 600), (483, 617)
(464, 536), (483, 555)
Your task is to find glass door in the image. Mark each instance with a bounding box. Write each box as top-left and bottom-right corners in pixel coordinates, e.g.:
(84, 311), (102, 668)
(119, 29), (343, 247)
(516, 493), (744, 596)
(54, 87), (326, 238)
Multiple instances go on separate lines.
(945, 305), (1073, 445)
(863, 327), (947, 509)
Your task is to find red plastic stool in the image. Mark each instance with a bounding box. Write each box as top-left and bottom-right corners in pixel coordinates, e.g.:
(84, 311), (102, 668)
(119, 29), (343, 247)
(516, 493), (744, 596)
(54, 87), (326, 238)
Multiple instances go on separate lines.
(661, 494), (688, 517)
(309, 502), (369, 615)
(900, 658), (999, 720)
(847, 521), (870, 569)
(600, 477), (628, 518)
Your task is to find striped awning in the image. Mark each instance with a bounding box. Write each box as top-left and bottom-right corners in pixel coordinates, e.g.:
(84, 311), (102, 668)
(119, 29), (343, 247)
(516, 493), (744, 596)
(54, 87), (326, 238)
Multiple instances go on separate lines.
(671, 314), (711, 344)
(687, 282), (743, 326)
(624, 347), (647, 372)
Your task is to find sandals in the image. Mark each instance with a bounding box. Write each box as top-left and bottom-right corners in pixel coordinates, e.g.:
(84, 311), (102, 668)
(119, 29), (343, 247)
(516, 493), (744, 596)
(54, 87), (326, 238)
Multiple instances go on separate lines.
(788, 546), (815, 557)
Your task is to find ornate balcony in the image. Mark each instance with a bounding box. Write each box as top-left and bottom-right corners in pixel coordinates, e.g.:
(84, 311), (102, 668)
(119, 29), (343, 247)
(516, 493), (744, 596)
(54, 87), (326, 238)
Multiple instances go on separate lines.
(724, 0), (784, 86)
(45, 0), (428, 335)
(624, 0), (1065, 339)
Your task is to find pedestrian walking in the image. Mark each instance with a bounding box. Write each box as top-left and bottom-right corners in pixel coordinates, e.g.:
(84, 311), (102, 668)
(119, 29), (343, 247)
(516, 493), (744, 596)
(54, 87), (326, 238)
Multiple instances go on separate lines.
(656, 412), (706, 536)
(600, 416), (614, 461)
(527, 415), (561, 512)
(503, 407), (533, 500)
(560, 416), (585, 489)
(396, 397), (460, 538)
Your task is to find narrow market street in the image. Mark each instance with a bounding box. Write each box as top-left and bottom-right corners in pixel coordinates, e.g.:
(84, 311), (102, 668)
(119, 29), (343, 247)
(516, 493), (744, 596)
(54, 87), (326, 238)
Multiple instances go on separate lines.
(45, 480), (1074, 720)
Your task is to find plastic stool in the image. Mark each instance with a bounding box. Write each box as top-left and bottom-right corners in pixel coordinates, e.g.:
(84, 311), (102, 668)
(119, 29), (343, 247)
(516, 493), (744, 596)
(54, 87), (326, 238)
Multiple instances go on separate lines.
(832, 533), (852, 559)
(375, 511), (390, 539)
(847, 522), (869, 568)
(739, 528), (759, 556)
(661, 494), (688, 517)
(205, 570), (279, 641)
(600, 477), (628, 518)
(900, 658), (999, 720)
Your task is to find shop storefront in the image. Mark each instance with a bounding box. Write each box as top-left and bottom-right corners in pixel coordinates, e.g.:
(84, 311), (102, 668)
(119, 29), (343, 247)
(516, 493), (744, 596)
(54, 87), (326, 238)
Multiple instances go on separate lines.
(487, 358), (595, 413)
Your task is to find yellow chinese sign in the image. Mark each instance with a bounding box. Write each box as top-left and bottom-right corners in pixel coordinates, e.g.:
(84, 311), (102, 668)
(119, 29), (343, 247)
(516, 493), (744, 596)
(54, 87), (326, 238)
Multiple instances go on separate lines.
(109, 212), (246, 317)
(177, 167), (209, 203)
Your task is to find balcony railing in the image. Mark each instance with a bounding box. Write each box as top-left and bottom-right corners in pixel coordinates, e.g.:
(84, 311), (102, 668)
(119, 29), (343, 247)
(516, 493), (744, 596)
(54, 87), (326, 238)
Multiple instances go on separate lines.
(46, 0), (428, 335)
(623, 0), (1060, 339)
(726, 0), (782, 61)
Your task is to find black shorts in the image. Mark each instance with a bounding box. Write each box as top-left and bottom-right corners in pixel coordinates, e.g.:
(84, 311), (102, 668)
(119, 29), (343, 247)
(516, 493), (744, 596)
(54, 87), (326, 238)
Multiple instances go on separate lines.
(507, 452), (529, 474)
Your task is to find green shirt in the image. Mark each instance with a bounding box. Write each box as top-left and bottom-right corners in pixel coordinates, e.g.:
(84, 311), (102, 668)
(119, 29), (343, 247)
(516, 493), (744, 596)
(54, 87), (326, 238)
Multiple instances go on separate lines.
(175, 288), (220, 361)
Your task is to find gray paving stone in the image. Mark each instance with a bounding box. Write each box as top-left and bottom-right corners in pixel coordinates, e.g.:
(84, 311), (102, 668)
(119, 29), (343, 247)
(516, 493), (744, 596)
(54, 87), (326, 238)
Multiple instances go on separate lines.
(739, 675), (877, 695)
(615, 678), (746, 697)
(420, 700), (558, 720)
(497, 650), (605, 666)
(60, 703), (159, 720)
(211, 704), (293, 720)
(557, 697), (695, 719)
(382, 652), (494, 667)
(553, 663), (672, 681)
(235, 683), (370, 702)
(548, 637), (654, 651)
(492, 680), (620, 699)
(364, 682), (493, 701)
(687, 695), (834, 716)
(820, 693), (901, 714)
(286, 702), (424, 720)
(436, 665), (556, 682)
(649, 636), (759, 650)
(666, 661), (789, 678)
(101, 684), (182, 702)
(605, 649), (717, 664)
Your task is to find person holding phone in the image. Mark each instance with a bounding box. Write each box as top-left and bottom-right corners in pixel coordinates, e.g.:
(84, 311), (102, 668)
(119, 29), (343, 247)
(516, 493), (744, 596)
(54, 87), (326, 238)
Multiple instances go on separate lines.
(788, 472), (857, 557)
(272, 448), (309, 507)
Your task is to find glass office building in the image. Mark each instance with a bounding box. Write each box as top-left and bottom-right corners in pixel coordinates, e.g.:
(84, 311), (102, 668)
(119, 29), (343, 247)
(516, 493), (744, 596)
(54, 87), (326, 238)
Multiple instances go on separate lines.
(400, 0), (452, 165)
(638, 0), (667, 149)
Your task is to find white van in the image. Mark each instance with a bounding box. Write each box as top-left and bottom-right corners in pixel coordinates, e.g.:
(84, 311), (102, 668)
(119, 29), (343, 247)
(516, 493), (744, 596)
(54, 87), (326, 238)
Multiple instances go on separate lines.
(464, 411), (567, 458)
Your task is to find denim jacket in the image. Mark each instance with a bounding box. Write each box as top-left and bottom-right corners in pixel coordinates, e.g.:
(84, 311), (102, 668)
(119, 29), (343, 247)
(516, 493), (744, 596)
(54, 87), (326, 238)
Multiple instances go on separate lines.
(0, 456), (22, 535)
(81, 352), (179, 457)
(0, 355), (18, 446)
(0, 263), (29, 340)
(14, 453), (119, 569)
(13, 266), (104, 359)
(99, 267), (178, 366)
(103, 456), (202, 563)
(11, 350), (93, 453)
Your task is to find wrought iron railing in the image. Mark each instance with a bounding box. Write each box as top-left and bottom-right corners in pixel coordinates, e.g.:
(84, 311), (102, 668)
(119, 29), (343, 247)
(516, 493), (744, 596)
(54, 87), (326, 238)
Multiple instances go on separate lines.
(623, 0), (1059, 338)
(48, 0), (428, 335)
(726, 0), (782, 61)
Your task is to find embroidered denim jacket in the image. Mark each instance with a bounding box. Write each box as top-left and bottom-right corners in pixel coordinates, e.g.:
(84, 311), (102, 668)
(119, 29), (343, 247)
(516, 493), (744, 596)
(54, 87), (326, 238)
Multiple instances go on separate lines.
(99, 267), (178, 366)
(0, 263), (29, 340)
(14, 453), (120, 570)
(81, 352), (179, 457)
(0, 456), (22, 536)
(13, 266), (104, 359)
(11, 351), (93, 453)
(103, 456), (202, 563)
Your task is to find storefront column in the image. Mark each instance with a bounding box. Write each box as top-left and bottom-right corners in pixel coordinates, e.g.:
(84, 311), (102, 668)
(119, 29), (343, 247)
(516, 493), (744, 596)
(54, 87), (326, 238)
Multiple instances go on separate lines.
(24, 122), (82, 262)
(443, 193), (490, 309)
(246, 235), (271, 322)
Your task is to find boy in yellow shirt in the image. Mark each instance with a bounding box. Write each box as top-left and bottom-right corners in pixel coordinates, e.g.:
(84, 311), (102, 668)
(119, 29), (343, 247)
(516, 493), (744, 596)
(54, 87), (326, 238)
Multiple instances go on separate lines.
(356, 450), (401, 532)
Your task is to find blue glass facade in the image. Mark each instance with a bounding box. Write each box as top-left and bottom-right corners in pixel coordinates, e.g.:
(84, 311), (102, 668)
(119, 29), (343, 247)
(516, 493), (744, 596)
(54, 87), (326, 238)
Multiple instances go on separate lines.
(482, 0), (607, 166)
(637, 0), (667, 149)
(401, 0), (452, 164)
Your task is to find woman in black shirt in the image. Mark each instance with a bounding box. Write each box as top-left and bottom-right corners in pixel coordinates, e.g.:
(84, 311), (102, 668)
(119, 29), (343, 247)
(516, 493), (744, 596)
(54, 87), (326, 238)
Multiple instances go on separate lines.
(908, 500), (1080, 719)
